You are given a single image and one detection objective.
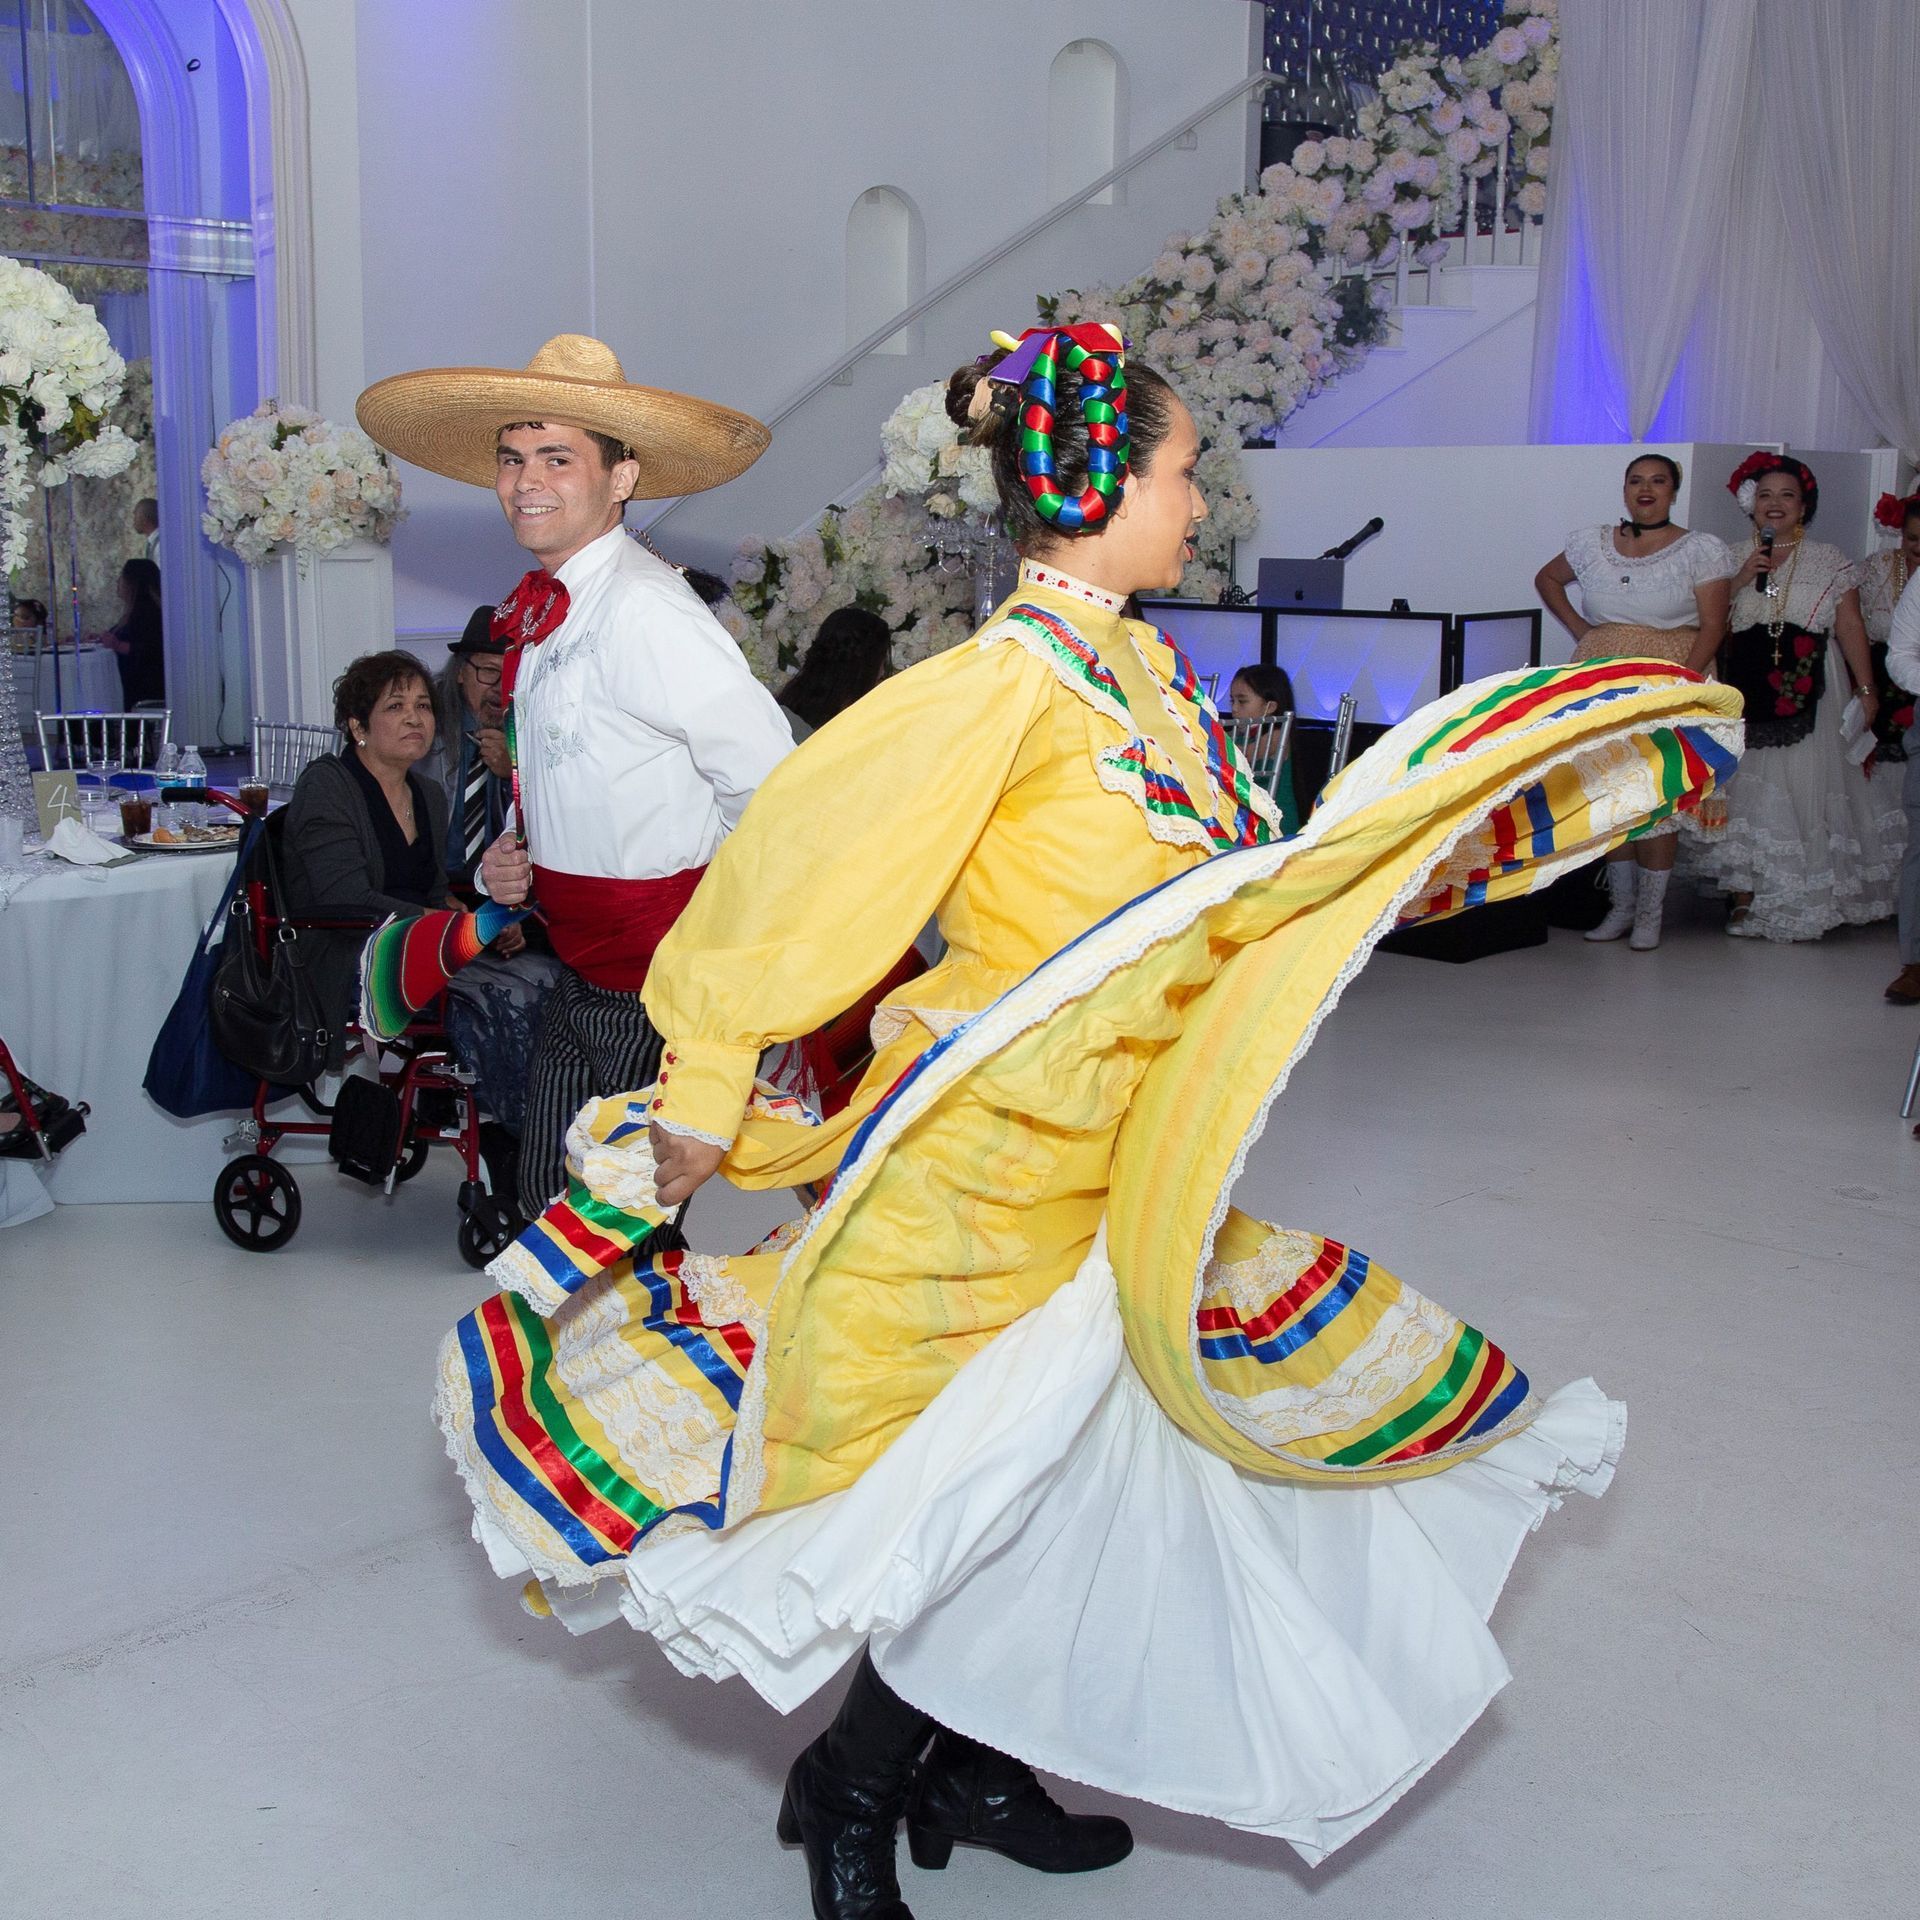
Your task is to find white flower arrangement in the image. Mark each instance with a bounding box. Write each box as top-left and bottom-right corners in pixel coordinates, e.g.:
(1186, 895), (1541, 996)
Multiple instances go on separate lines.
(719, 1), (1558, 683)
(201, 400), (404, 569)
(0, 254), (142, 577)
(878, 381), (998, 520)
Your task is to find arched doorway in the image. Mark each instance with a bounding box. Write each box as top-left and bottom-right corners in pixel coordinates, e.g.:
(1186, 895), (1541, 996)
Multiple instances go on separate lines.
(1048, 39), (1128, 206)
(5, 0), (308, 749)
(846, 185), (925, 356)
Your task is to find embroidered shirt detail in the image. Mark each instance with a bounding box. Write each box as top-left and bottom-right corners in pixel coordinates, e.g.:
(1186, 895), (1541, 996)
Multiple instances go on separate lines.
(982, 600), (1277, 851)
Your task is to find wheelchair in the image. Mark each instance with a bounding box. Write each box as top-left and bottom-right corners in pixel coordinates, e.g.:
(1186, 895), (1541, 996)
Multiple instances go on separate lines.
(206, 802), (520, 1268)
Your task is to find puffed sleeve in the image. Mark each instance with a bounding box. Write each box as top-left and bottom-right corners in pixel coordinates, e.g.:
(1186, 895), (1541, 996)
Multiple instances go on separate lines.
(1688, 532), (1733, 584)
(643, 638), (1057, 1145)
(1563, 524), (1602, 583)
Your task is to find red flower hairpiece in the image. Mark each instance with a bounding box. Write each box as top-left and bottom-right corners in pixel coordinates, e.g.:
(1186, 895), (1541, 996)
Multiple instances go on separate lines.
(1874, 490), (1920, 530)
(1726, 450), (1817, 514)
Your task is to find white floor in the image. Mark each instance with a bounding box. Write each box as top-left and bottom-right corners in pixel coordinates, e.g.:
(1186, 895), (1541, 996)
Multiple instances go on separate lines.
(4, 895), (1916, 1920)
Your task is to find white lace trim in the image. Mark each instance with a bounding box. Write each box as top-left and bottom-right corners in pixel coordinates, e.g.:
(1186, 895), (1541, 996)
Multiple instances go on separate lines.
(870, 1002), (972, 1049)
(1017, 558), (1126, 612)
(432, 1326), (621, 1591)
(1203, 1246), (1460, 1451)
(650, 1114), (733, 1150)
(1092, 743), (1222, 851)
(678, 1253), (765, 1336)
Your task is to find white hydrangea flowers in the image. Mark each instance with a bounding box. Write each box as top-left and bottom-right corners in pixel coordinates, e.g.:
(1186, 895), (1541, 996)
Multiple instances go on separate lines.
(0, 256), (141, 574)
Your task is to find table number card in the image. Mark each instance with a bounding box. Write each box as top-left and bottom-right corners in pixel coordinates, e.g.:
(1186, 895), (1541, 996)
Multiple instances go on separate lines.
(32, 771), (86, 841)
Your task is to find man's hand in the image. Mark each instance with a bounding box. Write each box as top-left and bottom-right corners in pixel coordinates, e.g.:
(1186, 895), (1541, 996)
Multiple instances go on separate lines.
(489, 920), (527, 957)
(476, 726), (512, 779)
(480, 827), (532, 905)
(651, 1124), (725, 1207)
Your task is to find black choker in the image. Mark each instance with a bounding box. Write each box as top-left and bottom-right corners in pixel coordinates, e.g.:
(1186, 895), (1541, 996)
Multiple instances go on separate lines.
(1619, 518), (1673, 536)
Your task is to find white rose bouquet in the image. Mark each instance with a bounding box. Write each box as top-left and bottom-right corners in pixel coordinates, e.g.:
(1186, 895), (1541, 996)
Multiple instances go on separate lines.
(201, 400), (404, 568)
(0, 254), (141, 575)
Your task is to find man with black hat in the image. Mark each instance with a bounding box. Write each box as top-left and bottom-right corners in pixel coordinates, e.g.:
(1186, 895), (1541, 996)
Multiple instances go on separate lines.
(434, 602), (514, 887)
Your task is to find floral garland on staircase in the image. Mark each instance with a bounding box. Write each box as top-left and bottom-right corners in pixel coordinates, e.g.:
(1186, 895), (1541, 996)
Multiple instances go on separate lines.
(721, 0), (1558, 685)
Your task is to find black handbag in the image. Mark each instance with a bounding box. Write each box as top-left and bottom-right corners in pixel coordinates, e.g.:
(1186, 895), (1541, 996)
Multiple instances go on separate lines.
(208, 823), (335, 1087)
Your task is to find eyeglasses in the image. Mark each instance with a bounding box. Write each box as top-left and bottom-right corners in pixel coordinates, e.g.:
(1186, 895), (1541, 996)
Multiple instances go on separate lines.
(464, 661), (504, 687)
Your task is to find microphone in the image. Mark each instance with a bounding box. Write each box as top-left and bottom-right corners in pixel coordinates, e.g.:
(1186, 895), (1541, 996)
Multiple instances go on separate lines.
(1322, 516), (1384, 562)
(1758, 525), (1775, 594)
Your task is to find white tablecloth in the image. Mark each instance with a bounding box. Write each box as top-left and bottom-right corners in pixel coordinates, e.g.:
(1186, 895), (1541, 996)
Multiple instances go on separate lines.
(0, 848), (239, 1205)
(10, 646), (124, 719)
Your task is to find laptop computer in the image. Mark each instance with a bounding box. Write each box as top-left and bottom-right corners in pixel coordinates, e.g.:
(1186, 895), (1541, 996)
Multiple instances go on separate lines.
(1256, 557), (1346, 609)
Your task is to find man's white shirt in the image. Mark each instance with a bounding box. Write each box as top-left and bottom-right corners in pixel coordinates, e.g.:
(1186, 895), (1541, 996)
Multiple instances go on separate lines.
(511, 526), (793, 878)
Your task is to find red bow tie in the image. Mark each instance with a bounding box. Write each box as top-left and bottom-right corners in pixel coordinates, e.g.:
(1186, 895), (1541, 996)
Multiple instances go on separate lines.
(491, 568), (571, 650)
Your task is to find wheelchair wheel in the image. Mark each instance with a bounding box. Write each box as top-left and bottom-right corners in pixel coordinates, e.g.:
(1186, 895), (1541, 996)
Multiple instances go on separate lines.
(213, 1153), (302, 1252)
(457, 1195), (518, 1270)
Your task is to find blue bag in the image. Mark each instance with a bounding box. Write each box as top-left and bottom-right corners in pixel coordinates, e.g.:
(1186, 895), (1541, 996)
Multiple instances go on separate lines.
(142, 817), (266, 1118)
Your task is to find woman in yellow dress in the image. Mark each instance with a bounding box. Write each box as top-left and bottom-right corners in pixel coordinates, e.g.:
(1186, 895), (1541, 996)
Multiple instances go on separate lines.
(432, 326), (1741, 1917)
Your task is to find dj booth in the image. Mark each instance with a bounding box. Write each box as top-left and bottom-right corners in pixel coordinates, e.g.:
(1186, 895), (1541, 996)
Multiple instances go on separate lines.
(1136, 598), (1543, 813)
(1135, 593), (1557, 961)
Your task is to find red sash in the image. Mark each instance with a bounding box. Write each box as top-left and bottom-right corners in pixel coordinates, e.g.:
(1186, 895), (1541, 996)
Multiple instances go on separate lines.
(532, 864), (706, 992)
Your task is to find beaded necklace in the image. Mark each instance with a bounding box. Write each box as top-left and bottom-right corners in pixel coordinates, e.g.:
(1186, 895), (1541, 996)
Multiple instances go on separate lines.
(1753, 530), (1805, 656)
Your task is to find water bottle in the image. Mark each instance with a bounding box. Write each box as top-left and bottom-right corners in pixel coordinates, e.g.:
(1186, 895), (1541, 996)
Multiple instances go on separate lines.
(176, 744), (207, 828)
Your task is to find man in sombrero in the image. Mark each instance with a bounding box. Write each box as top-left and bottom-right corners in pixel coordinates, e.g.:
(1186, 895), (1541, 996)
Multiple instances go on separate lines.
(357, 335), (794, 1218)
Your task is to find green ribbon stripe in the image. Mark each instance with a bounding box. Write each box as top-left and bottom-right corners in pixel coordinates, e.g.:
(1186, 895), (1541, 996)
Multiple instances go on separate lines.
(1324, 1324), (1487, 1466)
(502, 1291), (667, 1534)
(1407, 667), (1565, 767)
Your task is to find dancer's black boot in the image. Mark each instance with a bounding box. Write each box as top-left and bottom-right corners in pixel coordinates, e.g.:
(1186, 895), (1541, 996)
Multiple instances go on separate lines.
(777, 1651), (932, 1920)
(905, 1728), (1133, 1874)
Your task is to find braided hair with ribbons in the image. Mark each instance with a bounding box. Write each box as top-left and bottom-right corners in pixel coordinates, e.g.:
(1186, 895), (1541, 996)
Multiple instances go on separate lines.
(947, 326), (1175, 551)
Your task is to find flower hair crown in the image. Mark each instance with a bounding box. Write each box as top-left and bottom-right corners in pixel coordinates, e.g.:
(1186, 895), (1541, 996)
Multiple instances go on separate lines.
(1726, 449), (1817, 517)
(1874, 490), (1920, 531)
(979, 323), (1129, 533)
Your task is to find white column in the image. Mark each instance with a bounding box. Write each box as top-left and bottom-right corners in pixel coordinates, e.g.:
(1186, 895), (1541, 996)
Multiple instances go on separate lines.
(246, 537), (395, 727)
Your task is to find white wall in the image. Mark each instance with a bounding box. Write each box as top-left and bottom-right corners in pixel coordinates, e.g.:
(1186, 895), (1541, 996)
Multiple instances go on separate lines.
(314, 0), (1261, 637)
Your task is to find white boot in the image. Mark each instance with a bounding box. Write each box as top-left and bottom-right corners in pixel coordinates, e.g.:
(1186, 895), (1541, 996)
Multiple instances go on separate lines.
(1629, 868), (1670, 950)
(1586, 861), (1638, 941)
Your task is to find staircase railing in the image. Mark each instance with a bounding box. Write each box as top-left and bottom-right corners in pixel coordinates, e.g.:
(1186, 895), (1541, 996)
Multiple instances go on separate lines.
(637, 69), (1278, 540)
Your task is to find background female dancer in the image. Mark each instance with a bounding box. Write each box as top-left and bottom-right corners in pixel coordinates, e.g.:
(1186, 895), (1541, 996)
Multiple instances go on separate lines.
(1534, 454), (1730, 948)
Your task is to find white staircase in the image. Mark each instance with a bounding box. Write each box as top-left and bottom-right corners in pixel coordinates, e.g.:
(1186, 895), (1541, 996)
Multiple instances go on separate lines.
(1276, 264), (1540, 449)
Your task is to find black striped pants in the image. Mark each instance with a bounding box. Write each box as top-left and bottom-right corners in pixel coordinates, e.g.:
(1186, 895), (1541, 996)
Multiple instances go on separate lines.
(516, 967), (664, 1219)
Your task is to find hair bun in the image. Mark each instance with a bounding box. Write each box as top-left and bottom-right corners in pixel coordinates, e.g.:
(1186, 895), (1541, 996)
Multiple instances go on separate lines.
(944, 359), (1020, 447)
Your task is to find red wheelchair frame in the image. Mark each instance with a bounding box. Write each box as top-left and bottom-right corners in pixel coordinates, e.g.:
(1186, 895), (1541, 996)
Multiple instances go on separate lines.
(206, 793), (517, 1268)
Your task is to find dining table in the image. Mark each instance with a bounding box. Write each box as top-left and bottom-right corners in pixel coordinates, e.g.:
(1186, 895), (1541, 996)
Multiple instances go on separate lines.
(0, 836), (247, 1208)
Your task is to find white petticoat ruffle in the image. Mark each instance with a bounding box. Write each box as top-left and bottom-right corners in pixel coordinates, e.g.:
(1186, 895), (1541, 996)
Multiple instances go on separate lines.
(485, 1230), (1623, 1867)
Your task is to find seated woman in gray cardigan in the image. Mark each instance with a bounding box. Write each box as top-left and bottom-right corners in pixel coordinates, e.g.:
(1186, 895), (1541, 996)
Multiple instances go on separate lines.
(283, 650), (452, 1066)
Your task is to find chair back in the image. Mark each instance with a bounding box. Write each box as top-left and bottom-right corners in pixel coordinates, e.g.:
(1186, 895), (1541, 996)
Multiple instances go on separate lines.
(250, 718), (340, 789)
(35, 709), (171, 771)
(1221, 711), (1294, 800)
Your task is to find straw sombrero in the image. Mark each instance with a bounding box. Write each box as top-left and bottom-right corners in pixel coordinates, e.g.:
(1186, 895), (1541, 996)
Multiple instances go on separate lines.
(355, 333), (771, 497)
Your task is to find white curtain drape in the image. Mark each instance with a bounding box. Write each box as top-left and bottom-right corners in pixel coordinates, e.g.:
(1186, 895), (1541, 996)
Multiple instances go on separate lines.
(0, 2), (142, 168)
(1531, 0), (1920, 454)
(1762, 2), (1920, 460)
(1529, 0), (1755, 442)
